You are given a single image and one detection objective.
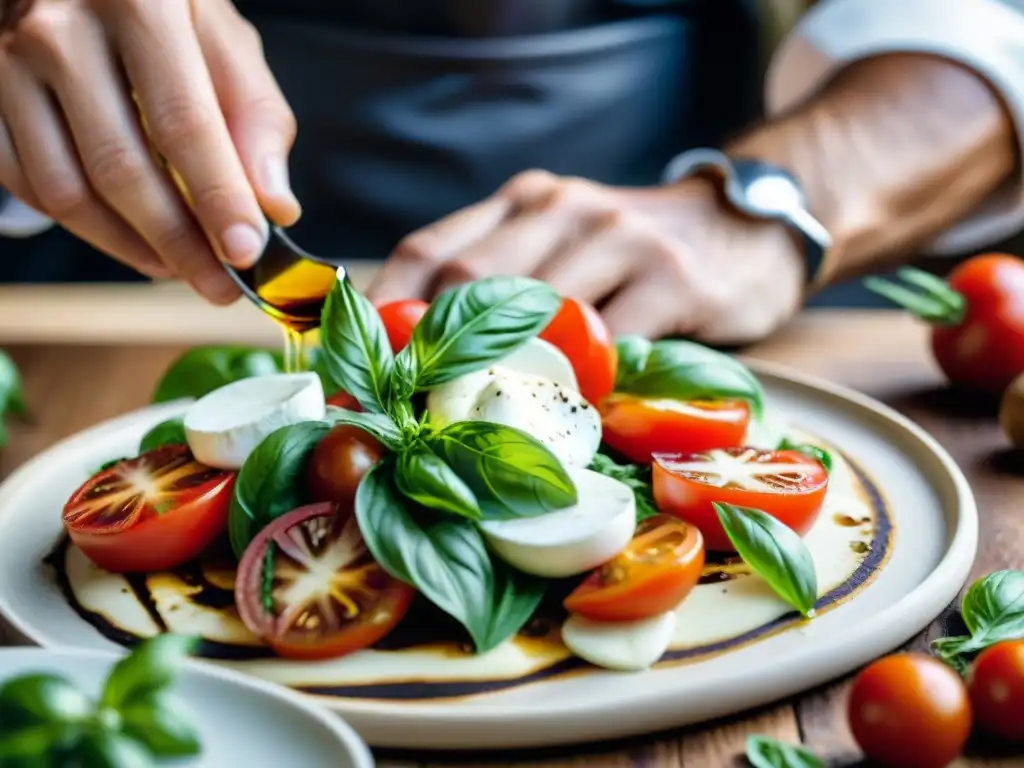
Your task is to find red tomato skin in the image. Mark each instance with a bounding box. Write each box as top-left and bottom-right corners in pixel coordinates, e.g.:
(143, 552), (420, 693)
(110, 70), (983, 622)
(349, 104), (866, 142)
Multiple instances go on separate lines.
(600, 396), (750, 465)
(652, 449), (827, 551)
(325, 389), (363, 412)
(848, 653), (971, 768)
(375, 299), (429, 353)
(931, 254), (1024, 394)
(66, 473), (236, 573)
(539, 298), (617, 405)
(968, 640), (1024, 742)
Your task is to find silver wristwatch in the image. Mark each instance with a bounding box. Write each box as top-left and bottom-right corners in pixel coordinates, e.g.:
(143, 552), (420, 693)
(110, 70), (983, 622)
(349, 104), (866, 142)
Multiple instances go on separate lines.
(661, 148), (831, 285)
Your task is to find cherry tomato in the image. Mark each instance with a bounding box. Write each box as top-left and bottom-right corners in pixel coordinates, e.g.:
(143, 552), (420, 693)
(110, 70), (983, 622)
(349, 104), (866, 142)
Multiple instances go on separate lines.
(235, 502), (414, 660)
(563, 515), (705, 622)
(376, 299), (429, 353)
(847, 653), (971, 768)
(867, 255), (1024, 394)
(305, 424), (384, 509)
(652, 447), (828, 551)
(539, 298), (617, 405)
(968, 640), (1024, 742)
(62, 445), (236, 573)
(326, 389), (362, 412)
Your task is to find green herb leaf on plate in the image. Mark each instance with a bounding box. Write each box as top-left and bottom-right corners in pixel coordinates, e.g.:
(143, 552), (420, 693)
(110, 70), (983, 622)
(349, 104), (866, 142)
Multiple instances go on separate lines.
(78, 729), (155, 768)
(777, 438), (832, 473)
(428, 421), (576, 519)
(403, 277), (560, 390)
(356, 463), (532, 652)
(100, 634), (197, 711)
(120, 692), (201, 758)
(151, 346), (281, 404)
(320, 274), (394, 414)
(613, 335), (652, 390)
(395, 444), (481, 519)
(588, 453), (658, 522)
(0, 673), (92, 730)
(616, 340), (764, 419)
(714, 503), (818, 617)
(0, 350), (27, 450)
(325, 407), (404, 451)
(0, 723), (82, 761)
(474, 562), (547, 653)
(931, 570), (1024, 671)
(139, 418), (187, 453)
(228, 421), (331, 556)
(746, 734), (823, 768)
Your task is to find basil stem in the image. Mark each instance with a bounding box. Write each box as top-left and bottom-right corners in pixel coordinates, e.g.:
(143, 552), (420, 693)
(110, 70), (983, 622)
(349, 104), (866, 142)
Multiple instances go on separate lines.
(139, 418), (187, 453)
(746, 735), (822, 768)
(714, 503), (818, 618)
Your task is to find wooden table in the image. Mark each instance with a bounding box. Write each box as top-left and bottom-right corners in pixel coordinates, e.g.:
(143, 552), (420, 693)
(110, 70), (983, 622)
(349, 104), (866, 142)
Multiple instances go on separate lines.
(1, 298), (1022, 767)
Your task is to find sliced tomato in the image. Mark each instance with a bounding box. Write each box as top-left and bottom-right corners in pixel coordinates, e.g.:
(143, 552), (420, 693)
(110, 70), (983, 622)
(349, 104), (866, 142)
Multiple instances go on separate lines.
(235, 502), (414, 661)
(376, 299), (429, 353)
(539, 297), (617, 405)
(563, 515), (705, 622)
(652, 447), (828, 551)
(600, 395), (750, 464)
(62, 445), (236, 573)
(325, 389), (363, 412)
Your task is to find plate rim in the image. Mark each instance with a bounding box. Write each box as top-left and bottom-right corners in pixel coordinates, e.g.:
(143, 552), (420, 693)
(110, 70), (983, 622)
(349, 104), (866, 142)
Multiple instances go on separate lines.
(0, 362), (978, 749)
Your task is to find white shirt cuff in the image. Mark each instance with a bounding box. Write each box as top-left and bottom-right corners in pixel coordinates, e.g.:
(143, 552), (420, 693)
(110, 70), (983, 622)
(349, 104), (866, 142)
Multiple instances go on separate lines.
(766, 0), (1024, 256)
(0, 193), (53, 238)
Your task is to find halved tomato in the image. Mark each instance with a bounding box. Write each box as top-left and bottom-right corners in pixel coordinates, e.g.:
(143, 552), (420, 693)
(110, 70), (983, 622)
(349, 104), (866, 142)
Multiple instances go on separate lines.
(652, 447), (828, 551)
(235, 502), (414, 661)
(539, 297), (617, 405)
(62, 445), (236, 573)
(600, 395), (750, 464)
(563, 515), (705, 622)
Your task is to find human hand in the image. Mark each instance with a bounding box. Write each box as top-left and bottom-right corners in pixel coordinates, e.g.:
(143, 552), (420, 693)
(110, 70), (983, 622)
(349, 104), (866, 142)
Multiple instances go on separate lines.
(0, 0), (299, 302)
(366, 170), (806, 344)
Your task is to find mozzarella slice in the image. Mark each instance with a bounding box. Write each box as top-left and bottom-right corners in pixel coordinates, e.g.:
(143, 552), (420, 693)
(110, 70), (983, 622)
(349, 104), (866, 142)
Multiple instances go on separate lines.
(184, 372), (325, 469)
(480, 467), (635, 578)
(562, 611), (676, 671)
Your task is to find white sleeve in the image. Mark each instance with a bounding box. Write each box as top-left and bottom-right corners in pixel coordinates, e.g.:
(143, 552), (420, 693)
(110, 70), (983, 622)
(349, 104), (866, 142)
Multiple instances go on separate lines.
(766, 0), (1024, 256)
(0, 193), (53, 238)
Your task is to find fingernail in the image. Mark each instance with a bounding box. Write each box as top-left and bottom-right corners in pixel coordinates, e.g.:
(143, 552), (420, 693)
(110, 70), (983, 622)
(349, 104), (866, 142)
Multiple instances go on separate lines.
(264, 157), (301, 212)
(220, 223), (265, 268)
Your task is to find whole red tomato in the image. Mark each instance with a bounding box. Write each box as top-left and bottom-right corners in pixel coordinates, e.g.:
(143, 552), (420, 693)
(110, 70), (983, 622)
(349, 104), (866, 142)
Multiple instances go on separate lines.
(968, 639), (1024, 742)
(539, 297), (617, 405)
(866, 255), (1024, 394)
(376, 299), (429, 353)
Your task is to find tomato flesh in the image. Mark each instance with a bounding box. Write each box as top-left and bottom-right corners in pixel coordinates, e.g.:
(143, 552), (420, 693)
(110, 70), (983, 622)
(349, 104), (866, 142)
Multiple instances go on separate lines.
(305, 424), (384, 510)
(652, 447), (828, 551)
(600, 395), (750, 464)
(62, 445), (236, 573)
(376, 299), (429, 353)
(564, 515), (705, 622)
(235, 502), (414, 660)
(539, 298), (617, 405)
(847, 653), (971, 768)
(968, 640), (1024, 742)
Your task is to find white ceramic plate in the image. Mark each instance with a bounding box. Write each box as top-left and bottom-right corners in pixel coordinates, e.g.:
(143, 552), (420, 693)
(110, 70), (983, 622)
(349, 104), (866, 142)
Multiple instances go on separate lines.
(0, 647), (373, 767)
(0, 363), (977, 750)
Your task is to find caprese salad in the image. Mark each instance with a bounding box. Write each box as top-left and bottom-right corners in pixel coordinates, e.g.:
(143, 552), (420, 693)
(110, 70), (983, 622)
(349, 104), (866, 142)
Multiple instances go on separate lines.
(60, 274), (832, 672)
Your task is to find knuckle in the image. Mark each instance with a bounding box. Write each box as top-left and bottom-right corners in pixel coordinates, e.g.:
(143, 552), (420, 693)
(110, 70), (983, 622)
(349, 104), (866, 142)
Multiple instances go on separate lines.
(86, 140), (148, 196)
(645, 235), (687, 273)
(149, 222), (198, 262)
(438, 257), (482, 285)
(250, 96), (297, 141)
(33, 172), (88, 219)
(149, 93), (217, 152)
(236, 17), (265, 54)
(392, 232), (445, 267)
(10, 5), (73, 66)
(584, 206), (627, 233)
(500, 169), (557, 203)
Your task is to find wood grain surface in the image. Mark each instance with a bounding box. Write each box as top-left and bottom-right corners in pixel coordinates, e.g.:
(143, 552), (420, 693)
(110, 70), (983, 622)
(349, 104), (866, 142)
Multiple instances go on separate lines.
(1, 306), (1022, 767)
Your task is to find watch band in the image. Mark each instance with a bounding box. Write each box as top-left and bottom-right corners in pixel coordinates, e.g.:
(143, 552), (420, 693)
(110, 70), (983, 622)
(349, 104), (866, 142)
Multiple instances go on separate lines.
(661, 148), (831, 286)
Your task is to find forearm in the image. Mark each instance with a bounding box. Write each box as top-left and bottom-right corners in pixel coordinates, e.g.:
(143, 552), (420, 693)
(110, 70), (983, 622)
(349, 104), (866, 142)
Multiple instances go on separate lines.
(728, 53), (1018, 286)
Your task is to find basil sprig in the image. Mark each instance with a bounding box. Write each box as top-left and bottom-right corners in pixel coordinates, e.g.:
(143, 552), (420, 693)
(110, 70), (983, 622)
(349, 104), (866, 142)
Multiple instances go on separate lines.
(139, 418), (187, 453)
(151, 346), (282, 403)
(746, 735), (822, 768)
(0, 635), (201, 766)
(0, 350), (27, 450)
(777, 438), (832, 473)
(588, 453), (658, 521)
(932, 570), (1024, 674)
(614, 336), (764, 418)
(357, 462), (546, 652)
(714, 503), (818, 617)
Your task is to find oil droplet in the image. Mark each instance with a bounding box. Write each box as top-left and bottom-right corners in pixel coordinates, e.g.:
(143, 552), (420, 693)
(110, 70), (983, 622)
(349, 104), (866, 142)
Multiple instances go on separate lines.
(850, 540), (870, 554)
(834, 513), (871, 528)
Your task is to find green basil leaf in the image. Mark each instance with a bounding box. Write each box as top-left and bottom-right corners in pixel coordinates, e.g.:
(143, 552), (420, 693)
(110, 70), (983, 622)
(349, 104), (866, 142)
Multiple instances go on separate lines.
(428, 422), (576, 519)
(395, 445), (481, 519)
(777, 438), (832, 473)
(475, 562), (547, 652)
(94, 458), (129, 474)
(714, 503), (818, 617)
(320, 274), (394, 413)
(228, 421), (330, 556)
(100, 634), (196, 710)
(0, 724), (81, 762)
(356, 463), (508, 651)
(617, 340), (764, 418)
(138, 418), (187, 453)
(324, 407), (404, 451)
(404, 277), (560, 389)
(0, 350), (26, 451)
(746, 735), (823, 768)
(614, 335), (652, 390)
(151, 346), (282, 403)
(78, 730), (154, 768)
(120, 692), (201, 758)
(588, 453), (658, 522)
(930, 635), (972, 675)
(0, 674), (92, 730)
(389, 349), (419, 403)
